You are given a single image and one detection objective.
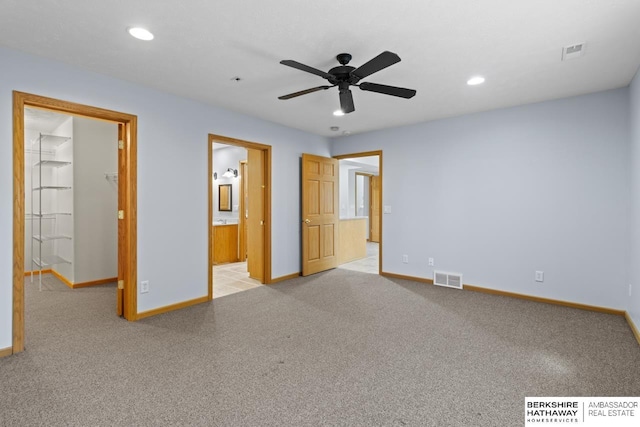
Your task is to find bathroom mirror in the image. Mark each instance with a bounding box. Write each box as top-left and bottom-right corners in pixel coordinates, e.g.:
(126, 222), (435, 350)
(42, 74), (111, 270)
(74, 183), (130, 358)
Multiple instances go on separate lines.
(219, 184), (232, 211)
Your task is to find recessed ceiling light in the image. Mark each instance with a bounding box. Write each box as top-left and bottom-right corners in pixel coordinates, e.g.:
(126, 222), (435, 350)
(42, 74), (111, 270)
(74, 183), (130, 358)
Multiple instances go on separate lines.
(467, 76), (485, 86)
(333, 110), (344, 117)
(128, 27), (154, 41)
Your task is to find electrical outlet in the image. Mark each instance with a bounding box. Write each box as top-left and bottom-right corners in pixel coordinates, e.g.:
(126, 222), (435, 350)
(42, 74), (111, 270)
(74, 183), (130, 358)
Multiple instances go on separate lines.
(140, 280), (149, 294)
(535, 271), (544, 282)
(402, 255), (409, 264)
(428, 258), (434, 266)
(384, 205), (392, 214)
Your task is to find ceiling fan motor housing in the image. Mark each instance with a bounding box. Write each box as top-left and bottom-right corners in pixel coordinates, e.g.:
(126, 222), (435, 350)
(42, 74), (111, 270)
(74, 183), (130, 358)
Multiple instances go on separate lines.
(328, 66), (356, 84)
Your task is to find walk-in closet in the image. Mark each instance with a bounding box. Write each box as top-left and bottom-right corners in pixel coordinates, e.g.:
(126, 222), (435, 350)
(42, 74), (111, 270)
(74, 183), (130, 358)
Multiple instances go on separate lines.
(25, 108), (118, 289)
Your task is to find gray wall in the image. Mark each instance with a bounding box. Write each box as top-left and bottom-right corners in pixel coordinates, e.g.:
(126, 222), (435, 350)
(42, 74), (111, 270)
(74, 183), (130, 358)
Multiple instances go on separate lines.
(0, 47), (330, 348)
(629, 68), (640, 327)
(332, 89), (630, 310)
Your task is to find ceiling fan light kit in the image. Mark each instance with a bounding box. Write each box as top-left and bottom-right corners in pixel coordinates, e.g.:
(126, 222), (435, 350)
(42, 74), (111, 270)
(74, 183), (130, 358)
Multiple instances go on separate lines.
(278, 51), (416, 114)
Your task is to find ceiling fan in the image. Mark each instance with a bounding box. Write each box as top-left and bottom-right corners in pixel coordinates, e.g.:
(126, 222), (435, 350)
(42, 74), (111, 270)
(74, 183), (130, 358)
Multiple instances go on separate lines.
(278, 51), (416, 114)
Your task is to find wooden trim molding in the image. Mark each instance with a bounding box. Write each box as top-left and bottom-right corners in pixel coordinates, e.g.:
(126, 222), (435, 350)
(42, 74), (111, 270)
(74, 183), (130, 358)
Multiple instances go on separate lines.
(378, 152), (383, 274)
(333, 151), (383, 160)
(12, 91), (138, 353)
(0, 347), (13, 358)
(464, 285), (625, 316)
(24, 269), (52, 276)
(381, 271), (434, 285)
(136, 296), (209, 320)
(626, 312), (640, 346)
(207, 133), (213, 301)
(13, 92), (25, 353)
(381, 272), (631, 322)
(74, 276), (118, 289)
(270, 272), (300, 284)
(50, 270), (73, 288)
(49, 270), (116, 289)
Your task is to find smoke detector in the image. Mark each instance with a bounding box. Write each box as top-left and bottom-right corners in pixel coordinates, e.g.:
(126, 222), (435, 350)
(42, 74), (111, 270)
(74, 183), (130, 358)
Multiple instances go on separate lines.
(562, 43), (585, 61)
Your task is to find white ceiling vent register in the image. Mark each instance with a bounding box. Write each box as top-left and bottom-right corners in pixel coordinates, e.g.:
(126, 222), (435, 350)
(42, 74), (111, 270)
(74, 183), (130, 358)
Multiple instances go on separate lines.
(562, 43), (585, 61)
(433, 270), (463, 290)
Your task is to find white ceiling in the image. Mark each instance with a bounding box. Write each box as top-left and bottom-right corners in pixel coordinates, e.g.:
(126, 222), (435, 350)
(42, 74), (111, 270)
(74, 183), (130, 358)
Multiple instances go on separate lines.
(24, 108), (70, 133)
(3, 0), (640, 137)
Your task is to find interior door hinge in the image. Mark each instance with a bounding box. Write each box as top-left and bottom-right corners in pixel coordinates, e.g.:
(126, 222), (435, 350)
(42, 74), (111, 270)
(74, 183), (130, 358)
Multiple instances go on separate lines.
(118, 210), (124, 220)
(118, 140), (124, 150)
(117, 280), (124, 290)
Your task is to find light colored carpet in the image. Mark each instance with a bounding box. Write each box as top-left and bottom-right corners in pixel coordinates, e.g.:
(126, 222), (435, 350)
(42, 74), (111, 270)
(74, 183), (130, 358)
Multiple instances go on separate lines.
(1, 270), (639, 426)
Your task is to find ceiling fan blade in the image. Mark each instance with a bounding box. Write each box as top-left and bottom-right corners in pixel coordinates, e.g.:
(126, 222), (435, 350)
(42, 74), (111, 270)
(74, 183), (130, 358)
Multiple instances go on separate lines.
(278, 85), (333, 100)
(359, 82), (416, 99)
(339, 89), (355, 114)
(351, 51), (401, 81)
(280, 60), (334, 80)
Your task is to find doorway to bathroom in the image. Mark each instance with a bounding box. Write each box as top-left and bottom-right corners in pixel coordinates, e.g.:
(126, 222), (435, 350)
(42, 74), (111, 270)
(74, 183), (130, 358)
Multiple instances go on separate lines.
(208, 134), (272, 299)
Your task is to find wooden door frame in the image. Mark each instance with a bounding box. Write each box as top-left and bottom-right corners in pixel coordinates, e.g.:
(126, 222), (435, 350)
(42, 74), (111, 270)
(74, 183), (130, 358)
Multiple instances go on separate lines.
(238, 160), (248, 262)
(208, 134), (272, 299)
(333, 151), (382, 274)
(12, 91), (138, 354)
(369, 174), (381, 243)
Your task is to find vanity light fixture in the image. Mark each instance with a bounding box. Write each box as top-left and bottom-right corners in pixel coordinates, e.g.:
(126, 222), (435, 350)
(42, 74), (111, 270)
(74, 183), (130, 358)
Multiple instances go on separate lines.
(222, 168), (238, 178)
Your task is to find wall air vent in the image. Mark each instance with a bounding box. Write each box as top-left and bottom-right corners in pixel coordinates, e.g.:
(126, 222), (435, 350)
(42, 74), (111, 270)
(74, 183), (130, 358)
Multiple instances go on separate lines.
(433, 270), (463, 290)
(562, 43), (585, 61)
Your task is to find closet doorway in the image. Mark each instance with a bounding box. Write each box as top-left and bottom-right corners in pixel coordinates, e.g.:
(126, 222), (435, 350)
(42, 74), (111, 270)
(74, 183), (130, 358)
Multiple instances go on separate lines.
(24, 108), (119, 290)
(208, 134), (272, 299)
(12, 92), (137, 354)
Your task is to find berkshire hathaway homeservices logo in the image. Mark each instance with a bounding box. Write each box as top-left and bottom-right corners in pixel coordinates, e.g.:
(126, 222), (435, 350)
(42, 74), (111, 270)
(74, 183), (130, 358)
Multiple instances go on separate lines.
(525, 397), (639, 426)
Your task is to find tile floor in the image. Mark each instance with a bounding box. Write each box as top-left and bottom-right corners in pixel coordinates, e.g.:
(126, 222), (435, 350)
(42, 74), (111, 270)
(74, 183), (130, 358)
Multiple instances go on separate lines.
(213, 261), (263, 298)
(213, 242), (379, 298)
(338, 242), (379, 274)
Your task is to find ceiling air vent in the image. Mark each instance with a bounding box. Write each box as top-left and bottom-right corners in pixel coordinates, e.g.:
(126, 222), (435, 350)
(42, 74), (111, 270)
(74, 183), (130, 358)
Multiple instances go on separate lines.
(433, 270), (463, 290)
(562, 43), (585, 61)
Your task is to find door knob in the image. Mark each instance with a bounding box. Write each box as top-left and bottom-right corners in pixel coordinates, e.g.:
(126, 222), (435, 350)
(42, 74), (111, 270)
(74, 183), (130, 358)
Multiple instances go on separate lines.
(304, 219), (311, 224)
